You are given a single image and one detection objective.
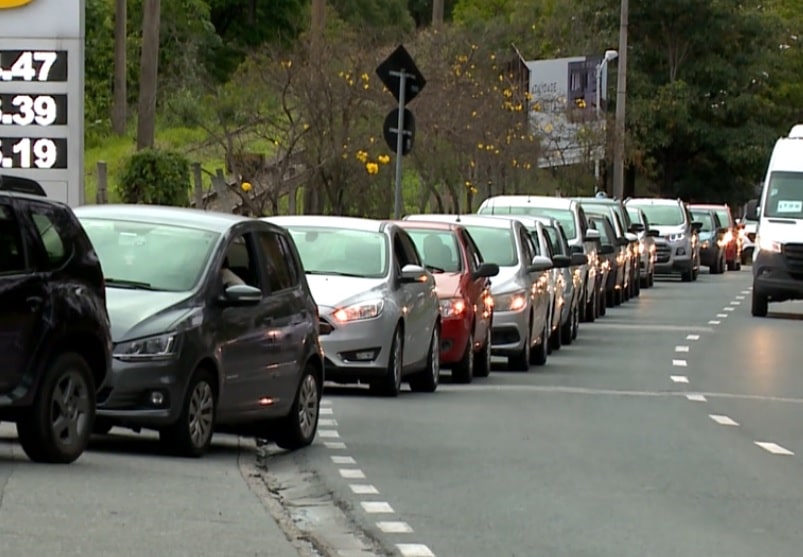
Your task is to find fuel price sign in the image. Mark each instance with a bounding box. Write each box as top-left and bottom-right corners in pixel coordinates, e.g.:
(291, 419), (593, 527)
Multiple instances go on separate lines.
(0, 0), (85, 205)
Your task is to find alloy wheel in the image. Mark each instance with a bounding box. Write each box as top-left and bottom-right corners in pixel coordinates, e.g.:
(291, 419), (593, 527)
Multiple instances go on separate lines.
(430, 328), (440, 384)
(49, 370), (91, 450)
(187, 381), (214, 448)
(297, 373), (319, 440)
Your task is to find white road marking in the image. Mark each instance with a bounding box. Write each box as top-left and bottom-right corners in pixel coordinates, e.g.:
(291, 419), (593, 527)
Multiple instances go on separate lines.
(672, 359), (688, 367)
(686, 394), (707, 402)
(361, 501), (394, 513)
(320, 407), (334, 415)
(730, 301), (741, 305)
(396, 544), (436, 557)
(749, 286), (753, 291)
(709, 414), (739, 426)
(723, 307), (735, 312)
(318, 429), (340, 438)
(323, 441), (347, 449)
(755, 441), (795, 455)
(686, 334), (700, 340)
(716, 313), (728, 318)
(331, 455), (356, 464)
(319, 419), (338, 427)
(708, 320), (721, 325)
(671, 375), (689, 383)
(736, 295), (745, 300)
(591, 323), (715, 333)
(675, 345), (690, 353)
(377, 521), (414, 533)
(350, 484), (380, 494)
(741, 290), (750, 294)
(321, 399), (332, 406)
(339, 468), (366, 479)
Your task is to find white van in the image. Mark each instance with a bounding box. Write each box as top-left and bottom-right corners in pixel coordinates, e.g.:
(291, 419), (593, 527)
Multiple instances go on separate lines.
(749, 124), (803, 316)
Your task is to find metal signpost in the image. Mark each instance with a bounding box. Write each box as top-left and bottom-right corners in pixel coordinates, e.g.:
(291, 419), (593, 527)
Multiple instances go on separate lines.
(0, 0), (85, 206)
(376, 45), (425, 219)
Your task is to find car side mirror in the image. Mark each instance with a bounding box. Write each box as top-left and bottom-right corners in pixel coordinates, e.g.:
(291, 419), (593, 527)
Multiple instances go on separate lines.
(744, 199), (759, 220)
(220, 284), (262, 306)
(551, 254), (571, 268)
(584, 228), (601, 242)
(570, 244), (585, 255)
(400, 264), (428, 283)
(599, 244), (616, 255)
(630, 222), (645, 233)
(527, 255), (553, 273)
(616, 237), (629, 247)
(646, 229), (660, 237)
(690, 221), (703, 232)
(472, 262), (500, 279)
(570, 253), (588, 266)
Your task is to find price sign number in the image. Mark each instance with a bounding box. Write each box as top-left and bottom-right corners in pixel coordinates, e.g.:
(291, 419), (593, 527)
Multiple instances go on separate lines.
(0, 94), (66, 126)
(0, 51), (65, 82)
(0, 137), (67, 169)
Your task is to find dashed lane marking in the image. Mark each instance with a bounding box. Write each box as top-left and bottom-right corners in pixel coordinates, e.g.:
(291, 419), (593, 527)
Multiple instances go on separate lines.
(331, 455), (356, 464)
(723, 307), (735, 312)
(320, 407), (334, 415)
(340, 468), (367, 479)
(319, 419), (338, 427)
(709, 414), (739, 426)
(686, 334), (700, 340)
(318, 429), (340, 438)
(396, 544), (436, 557)
(361, 501), (394, 513)
(321, 399), (332, 406)
(323, 441), (347, 449)
(709, 320), (721, 325)
(675, 345), (690, 353)
(741, 290), (750, 294)
(350, 484), (380, 495)
(671, 375), (689, 383)
(687, 394), (707, 402)
(672, 359), (688, 367)
(716, 313), (728, 318)
(730, 301), (741, 305)
(736, 295), (745, 300)
(755, 442), (795, 455)
(377, 521), (414, 534)
(591, 323), (715, 333)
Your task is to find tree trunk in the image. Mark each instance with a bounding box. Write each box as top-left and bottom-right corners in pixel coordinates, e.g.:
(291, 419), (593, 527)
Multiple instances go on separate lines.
(432, 0), (444, 28)
(111, 0), (127, 136)
(136, 0), (161, 151)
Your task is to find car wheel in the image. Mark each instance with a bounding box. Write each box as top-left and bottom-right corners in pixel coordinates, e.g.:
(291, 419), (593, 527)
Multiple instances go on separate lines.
(633, 273), (641, 296)
(550, 315), (562, 351)
(508, 321), (531, 371)
(16, 352), (95, 464)
(734, 258), (742, 271)
(649, 271), (655, 287)
(160, 369), (216, 457)
(452, 332), (474, 384)
(530, 320), (548, 366)
(409, 325), (440, 393)
(571, 304), (580, 339)
(274, 364), (320, 450)
(474, 326), (492, 378)
(372, 326), (403, 397)
(585, 292), (596, 322)
(751, 291), (768, 317)
(560, 308), (573, 345)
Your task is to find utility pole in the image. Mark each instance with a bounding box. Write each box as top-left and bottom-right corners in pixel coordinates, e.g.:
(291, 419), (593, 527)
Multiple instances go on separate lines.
(612, 0), (629, 200)
(136, 0), (161, 150)
(432, 0), (444, 28)
(111, 0), (127, 136)
(311, 0), (325, 47)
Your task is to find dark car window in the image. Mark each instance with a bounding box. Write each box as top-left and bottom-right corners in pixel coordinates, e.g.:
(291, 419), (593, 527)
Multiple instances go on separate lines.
(544, 226), (563, 256)
(0, 203), (25, 274)
(406, 229), (462, 273)
(518, 225), (537, 262)
(462, 229), (484, 270)
(256, 230), (298, 292)
(463, 225), (517, 267)
(395, 230), (422, 268)
(223, 233), (262, 289)
(28, 205), (69, 269)
(553, 222), (572, 255)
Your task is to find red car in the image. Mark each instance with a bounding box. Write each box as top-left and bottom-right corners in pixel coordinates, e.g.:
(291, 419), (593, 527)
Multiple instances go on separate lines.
(395, 220), (499, 383)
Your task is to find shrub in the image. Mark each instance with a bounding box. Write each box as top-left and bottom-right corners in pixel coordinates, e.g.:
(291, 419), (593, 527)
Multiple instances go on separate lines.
(118, 149), (190, 206)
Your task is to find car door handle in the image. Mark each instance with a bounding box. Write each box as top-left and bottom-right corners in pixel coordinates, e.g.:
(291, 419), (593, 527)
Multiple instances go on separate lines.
(26, 296), (43, 311)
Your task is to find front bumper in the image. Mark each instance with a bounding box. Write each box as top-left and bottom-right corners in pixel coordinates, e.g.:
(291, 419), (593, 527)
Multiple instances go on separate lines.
(654, 239), (692, 274)
(317, 308), (397, 381)
(753, 248), (803, 301)
(439, 316), (471, 364)
(490, 307), (529, 357)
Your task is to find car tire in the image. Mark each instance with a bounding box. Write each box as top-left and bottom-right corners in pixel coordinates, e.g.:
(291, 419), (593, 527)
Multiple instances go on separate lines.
(571, 304), (580, 339)
(452, 332), (474, 384)
(160, 368), (216, 458)
(474, 326), (492, 378)
(16, 352), (96, 464)
(530, 320), (548, 366)
(633, 273), (641, 296)
(274, 364), (320, 451)
(550, 316), (562, 351)
(585, 293), (596, 322)
(409, 325), (440, 393)
(681, 269), (693, 282)
(508, 321), (531, 371)
(372, 326), (403, 397)
(560, 309), (573, 345)
(751, 291), (768, 317)
(648, 271), (655, 287)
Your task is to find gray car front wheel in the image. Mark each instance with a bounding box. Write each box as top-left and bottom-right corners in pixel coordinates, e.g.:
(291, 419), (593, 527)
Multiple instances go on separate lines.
(160, 369), (216, 458)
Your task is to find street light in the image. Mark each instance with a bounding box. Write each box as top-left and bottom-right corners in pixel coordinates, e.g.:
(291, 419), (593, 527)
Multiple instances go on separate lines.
(595, 49), (618, 182)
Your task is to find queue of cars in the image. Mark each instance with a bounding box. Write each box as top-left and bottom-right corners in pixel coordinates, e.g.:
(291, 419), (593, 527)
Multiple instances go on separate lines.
(0, 175), (746, 464)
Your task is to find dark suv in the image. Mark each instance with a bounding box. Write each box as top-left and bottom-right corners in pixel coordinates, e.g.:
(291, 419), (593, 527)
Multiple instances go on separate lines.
(0, 175), (111, 464)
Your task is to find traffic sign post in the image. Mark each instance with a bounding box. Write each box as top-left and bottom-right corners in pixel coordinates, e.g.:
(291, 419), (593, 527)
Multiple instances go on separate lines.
(0, 0), (85, 206)
(376, 45), (426, 219)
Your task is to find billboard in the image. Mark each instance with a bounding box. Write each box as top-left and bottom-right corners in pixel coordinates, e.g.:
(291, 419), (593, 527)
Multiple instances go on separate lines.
(0, 0), (85, 206)
(526, 55), (609, 169)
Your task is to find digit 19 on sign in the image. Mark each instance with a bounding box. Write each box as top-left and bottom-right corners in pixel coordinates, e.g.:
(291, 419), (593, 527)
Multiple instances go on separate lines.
(0, 137), (68, 169)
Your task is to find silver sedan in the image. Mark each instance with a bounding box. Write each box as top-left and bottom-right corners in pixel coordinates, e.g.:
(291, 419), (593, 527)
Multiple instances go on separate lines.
(266, 215), (441, 397)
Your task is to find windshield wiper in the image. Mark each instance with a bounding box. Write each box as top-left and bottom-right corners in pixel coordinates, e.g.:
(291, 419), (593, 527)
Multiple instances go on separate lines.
(104, 278), (156, 290)
(425, 264), (445, 273)
(306, 270), (368, 278)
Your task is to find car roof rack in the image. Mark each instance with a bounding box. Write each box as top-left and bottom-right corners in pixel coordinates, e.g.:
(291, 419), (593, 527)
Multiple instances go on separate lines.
(0, 174), (47, 197)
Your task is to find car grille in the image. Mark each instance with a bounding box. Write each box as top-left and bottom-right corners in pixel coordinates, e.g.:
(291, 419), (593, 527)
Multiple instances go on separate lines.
(655, 243), (671, 263)
(783, 243), (803, 274)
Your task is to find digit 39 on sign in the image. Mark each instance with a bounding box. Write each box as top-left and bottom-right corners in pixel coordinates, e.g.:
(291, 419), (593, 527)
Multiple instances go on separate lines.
(0, 94), (67, 126)
(0, 137), (67, 169)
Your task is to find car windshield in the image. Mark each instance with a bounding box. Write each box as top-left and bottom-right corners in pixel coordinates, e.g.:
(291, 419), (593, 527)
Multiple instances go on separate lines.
(79, 218), (220, 291)
(626, 207), (642, 225)
(631, 203), (685, 226)
(691, 211), (715, 232)
(764, 171), (803, 218)
(463, 225), (518, 267)
(478, 205), (576, 239)
(288, 226), (388, 278)
(715, 209), (731, 227)
(405, 229), (462, 273)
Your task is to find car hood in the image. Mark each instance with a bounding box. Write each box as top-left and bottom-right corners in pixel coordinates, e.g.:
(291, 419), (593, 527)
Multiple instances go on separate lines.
(432, 272), (461, 299)
(106, 288), (192, 342)
(489, 265), (520, 294)
(306, 274), (386, 308)
(651, 224), (686, 237)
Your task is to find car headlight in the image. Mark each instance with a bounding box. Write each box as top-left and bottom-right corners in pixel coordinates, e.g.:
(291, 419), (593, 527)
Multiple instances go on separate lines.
(494, 290), (527, 312)
(114, 333), (177, 361)
(332, 299), (384, 323)
(440, 297), (467, 318)
(757, 236), (782, 254)
(668, 233), (686, 242)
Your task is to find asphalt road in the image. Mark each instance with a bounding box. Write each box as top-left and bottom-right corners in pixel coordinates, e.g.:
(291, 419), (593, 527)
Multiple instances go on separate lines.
(282, 269), (803, 557)
(0, 428), (305, 556)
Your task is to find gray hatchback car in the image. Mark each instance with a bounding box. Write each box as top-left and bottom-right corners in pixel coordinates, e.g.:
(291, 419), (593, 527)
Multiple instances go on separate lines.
(74, 205), (324, 457)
